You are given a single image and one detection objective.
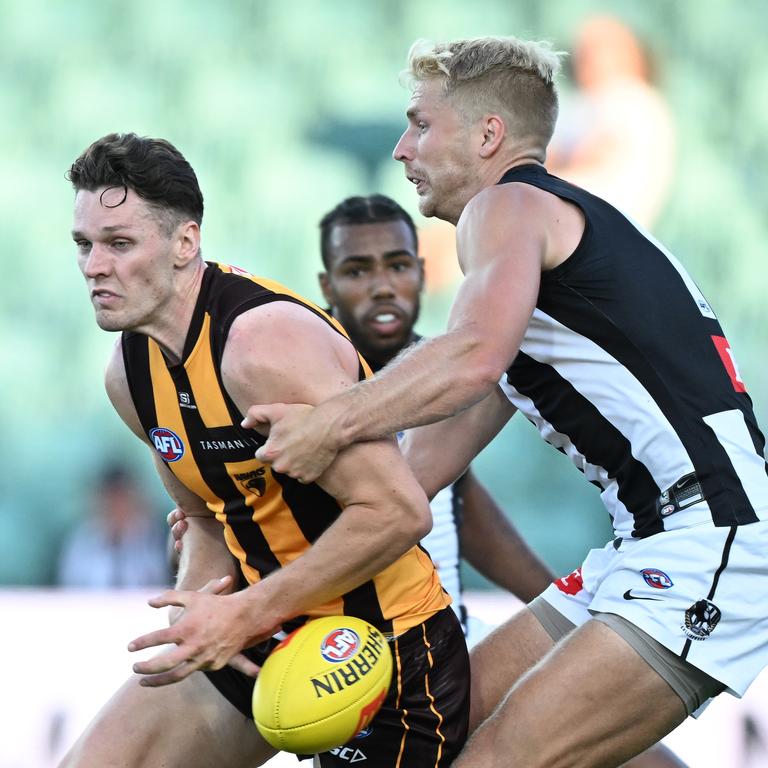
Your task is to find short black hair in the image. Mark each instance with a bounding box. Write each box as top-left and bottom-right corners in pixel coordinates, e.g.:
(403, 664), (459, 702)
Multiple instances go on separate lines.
(319, 194), (417, 269)
(67, 132), (204, 234)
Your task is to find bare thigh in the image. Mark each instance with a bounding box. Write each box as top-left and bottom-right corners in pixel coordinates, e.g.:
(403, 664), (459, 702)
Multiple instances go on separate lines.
(458, 619), (687, 768)
(58, 672), (276, 768)
(468, 607), (553, 732)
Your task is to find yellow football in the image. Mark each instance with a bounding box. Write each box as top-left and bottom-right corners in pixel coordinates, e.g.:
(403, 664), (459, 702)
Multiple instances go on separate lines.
(252, 616), (393, 754)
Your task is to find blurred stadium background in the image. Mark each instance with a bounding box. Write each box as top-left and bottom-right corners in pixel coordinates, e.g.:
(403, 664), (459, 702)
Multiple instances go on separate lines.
(1, 0), (767, 765)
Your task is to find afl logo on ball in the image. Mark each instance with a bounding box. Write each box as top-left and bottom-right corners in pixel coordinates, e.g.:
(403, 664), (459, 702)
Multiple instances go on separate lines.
(321, 628), (361, 663)
(150, 427), (185, 462)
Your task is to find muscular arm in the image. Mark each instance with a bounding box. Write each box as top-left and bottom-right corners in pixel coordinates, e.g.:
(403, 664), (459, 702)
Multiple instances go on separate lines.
(252, 184), (547, 481)
(458, 469), (554, 602)
(105, 340), (238, 595)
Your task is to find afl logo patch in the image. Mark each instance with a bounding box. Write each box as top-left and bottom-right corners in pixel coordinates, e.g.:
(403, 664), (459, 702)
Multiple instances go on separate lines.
(641, 568), (673, 589)
(150, 427), (185, 463)
(320, 628), (361, 663)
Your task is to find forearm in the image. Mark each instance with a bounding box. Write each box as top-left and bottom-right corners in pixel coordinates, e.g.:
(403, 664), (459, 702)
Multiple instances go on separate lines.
(176, 516), (239, 591)
(235, 500), (426, 627)
(402, 387), (514, 499)
(325, 329), (503, 448)
(461, 478), (554, 602)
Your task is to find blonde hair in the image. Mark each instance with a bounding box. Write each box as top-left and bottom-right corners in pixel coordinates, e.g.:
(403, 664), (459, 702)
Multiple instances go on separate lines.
(406, 36), (564, 152)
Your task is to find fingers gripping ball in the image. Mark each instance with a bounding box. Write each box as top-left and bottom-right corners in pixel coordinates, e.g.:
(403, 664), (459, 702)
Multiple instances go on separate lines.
(252, 616), (393, 753)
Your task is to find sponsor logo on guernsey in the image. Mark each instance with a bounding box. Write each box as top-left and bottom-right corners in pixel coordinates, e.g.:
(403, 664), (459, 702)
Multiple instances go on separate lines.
(641, 568), (674, 589)
(354, 726), (374, 739)
(711, 335), (747, 393)
(149, 427), (185, 462)
(311, 629), (386, 698)
(198, 436), (260, 452)
(178, 391), (197, 410)
(329, 747), (367, 763)
(682, 599), (721, 641)
(553, 567), (584, 596)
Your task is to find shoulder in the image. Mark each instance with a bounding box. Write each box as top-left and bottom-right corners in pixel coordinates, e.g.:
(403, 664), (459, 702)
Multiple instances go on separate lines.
(104, 337), (147, 441)
(458, 176), (582, 272)
(221, 300), (360, 406)
(226, 300), (354, 366)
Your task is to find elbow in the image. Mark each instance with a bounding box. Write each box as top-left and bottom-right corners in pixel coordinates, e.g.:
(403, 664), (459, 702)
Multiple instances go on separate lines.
(414, 501), (433, 541)
(390, 499), (432, 550)
(455, 349), (506, 403)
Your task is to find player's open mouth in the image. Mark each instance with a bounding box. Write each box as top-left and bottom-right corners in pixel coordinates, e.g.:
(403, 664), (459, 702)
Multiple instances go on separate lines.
(367, 309), (405, 336)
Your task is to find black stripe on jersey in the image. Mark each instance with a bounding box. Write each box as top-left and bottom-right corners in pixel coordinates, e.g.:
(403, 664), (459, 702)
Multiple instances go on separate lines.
(168, 363), (284, 578)
(680, 525), (737, 661)
(121, 332), (158, 435)
(536, 293), (759, 527)
(508, 351), (663, 538)
(270, 472), (341, 543)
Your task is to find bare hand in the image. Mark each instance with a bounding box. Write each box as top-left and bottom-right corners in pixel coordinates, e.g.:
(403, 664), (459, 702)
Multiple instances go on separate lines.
(244, 402), (340, 483)
(166, 507), (188, 555)
(128, 578), (280, 686)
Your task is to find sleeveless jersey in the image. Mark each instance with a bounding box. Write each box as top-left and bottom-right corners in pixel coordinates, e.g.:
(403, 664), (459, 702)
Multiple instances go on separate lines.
(423, 479), (465, 627)
(122, 262), (448, 635)
(498, 165), (768, 540)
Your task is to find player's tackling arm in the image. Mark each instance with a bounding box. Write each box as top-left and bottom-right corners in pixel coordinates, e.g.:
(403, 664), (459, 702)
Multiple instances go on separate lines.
(249, 184), (546, 482)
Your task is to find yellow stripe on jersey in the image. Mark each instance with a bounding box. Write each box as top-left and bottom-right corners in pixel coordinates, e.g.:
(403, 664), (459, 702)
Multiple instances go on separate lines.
(186, 313), (233, 428)
(147, 341), (217, 503)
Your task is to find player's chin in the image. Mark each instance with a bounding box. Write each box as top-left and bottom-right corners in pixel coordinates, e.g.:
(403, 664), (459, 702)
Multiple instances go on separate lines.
(94, 311), (126, 332)
(416, 196), (436, 218)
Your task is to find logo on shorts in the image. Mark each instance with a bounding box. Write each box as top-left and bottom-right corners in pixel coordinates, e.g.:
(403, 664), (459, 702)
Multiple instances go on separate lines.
(682, 599), (721, 641)
(554, 568), (584, 596)
(321, 628), (361, 662)
(641, 569), (674, 589)
(329, 747), (367, 762)
(623, 590), (662, 602)
(149, 427), (184, 462)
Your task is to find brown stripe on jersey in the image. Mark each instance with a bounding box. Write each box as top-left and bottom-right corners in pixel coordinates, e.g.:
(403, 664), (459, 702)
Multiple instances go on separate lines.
(121, 332), (158, 435)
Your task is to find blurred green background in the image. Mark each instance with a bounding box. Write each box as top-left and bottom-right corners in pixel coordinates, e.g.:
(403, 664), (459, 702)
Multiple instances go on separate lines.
(1, 0), (766, 587)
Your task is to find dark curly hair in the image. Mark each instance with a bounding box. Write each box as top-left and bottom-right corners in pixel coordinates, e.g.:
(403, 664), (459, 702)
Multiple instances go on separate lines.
(67, 133), (204, 235)
(319, 194), (417, 269)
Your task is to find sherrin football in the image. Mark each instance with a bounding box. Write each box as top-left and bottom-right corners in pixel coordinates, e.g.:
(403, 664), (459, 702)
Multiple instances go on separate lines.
(252, 616), (393, 753)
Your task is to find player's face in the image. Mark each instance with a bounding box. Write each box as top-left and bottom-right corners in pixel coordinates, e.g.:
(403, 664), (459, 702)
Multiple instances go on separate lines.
(320, 220), (423, 368)
(72, 187), (180, 333)
(393, 78), (476, 224)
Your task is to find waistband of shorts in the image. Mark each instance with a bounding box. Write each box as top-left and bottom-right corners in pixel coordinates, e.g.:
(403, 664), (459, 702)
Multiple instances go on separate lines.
(384, 607), (459, 649)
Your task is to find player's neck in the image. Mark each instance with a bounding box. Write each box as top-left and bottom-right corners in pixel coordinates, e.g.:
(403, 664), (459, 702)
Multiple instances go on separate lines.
(144, 260), (208, 366)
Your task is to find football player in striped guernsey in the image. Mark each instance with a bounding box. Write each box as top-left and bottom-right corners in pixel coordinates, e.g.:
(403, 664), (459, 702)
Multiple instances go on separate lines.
(249, 36), (768, 768)
(316, 193), (553, 643)
(62, 133), (470, 768)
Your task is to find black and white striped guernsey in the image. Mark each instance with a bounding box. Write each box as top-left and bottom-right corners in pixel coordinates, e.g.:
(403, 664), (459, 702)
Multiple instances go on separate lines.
(498, 164), (768, 539)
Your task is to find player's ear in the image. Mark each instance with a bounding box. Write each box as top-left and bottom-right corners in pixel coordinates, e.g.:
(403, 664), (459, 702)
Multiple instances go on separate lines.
(478, 114), (505, 158)
(174, 221), (201, 267)
(417, 257), (426, 291)
(318, 272), (334, 307)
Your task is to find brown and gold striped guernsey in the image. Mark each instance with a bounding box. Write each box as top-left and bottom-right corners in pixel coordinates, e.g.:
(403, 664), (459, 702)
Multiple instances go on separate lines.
(122, 262), (448, 636)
